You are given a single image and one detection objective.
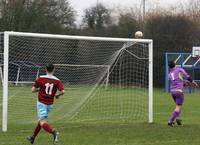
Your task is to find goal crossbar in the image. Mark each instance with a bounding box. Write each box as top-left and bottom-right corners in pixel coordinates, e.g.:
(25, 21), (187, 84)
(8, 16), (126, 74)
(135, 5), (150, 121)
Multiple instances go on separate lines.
(4, 31), (152, 43)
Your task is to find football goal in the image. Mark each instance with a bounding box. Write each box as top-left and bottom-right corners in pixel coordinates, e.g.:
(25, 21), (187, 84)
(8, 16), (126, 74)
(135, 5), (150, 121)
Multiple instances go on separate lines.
(1, 31), (153, 132)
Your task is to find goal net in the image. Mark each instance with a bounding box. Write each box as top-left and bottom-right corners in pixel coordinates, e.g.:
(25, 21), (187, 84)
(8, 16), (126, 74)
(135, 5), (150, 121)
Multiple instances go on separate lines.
(1, 32), (153, 131)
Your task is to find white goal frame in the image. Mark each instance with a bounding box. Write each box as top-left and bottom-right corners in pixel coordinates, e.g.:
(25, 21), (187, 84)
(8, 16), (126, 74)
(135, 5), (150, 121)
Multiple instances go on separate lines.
(2, 31), (153, 132)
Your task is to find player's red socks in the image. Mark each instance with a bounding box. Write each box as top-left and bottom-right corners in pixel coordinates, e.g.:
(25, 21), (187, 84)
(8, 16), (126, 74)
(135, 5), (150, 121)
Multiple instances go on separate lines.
(33, 122), (41, 138)
(41, 123), (54, 134)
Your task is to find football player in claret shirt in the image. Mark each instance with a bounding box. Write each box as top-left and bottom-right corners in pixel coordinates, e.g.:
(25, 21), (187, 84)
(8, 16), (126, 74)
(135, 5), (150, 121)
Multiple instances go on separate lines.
(27, 64), (64, 144)
(168, 61), (198, 127)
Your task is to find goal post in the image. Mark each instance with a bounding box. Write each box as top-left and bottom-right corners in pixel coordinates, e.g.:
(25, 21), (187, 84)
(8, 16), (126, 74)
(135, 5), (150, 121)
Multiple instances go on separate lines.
(2, 31), (153, 132)
(148, 41), (153, 123)
(2, 32), (9, 132)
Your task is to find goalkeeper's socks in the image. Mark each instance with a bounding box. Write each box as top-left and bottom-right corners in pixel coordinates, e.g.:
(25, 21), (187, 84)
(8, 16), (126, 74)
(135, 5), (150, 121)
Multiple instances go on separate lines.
(33, 122), (41, 138)
(169, 111), (180, 123)
(42, 123), (54, 134)
(177, 110), (181, 119)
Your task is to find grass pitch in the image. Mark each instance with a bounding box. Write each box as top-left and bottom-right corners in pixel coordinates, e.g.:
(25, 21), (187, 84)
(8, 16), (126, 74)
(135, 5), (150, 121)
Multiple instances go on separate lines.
(1, 87), (200, 145)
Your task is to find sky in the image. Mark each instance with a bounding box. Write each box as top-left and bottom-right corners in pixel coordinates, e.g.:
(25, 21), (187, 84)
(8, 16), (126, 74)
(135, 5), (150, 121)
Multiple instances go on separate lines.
(69, 0), (189, 24)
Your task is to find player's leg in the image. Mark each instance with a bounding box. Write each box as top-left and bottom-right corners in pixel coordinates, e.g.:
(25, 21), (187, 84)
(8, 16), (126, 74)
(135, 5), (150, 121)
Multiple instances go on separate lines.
(168, 92), (184, 126)
(26, 102), (44, 144)
(26, 136), (35, 144)
(39, 119), (59, 144)
(33, 122), (42, 137)
(46, 104), (59, 144)
(175, 93), (184, 125)
(168, 105), (182, 126)
(40, 119), (54, 133)
(37, 102), (59, 144)
(39, 104), (55, 133)
(26, 121), (41, 144)
(175, 109), (182, 125)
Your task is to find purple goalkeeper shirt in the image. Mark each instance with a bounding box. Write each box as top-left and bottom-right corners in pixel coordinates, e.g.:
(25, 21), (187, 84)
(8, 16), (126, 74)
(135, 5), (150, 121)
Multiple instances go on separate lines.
(169, 67), (190, 92)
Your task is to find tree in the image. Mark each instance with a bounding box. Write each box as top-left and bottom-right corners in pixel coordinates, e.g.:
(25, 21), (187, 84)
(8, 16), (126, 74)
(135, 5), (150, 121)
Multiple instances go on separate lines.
(145, 14), (200, 87)
(0, 0), (76, 33)
(187, 0), (200, 20)
(83, 3), (111, 30)
(117, 12), (140, 38)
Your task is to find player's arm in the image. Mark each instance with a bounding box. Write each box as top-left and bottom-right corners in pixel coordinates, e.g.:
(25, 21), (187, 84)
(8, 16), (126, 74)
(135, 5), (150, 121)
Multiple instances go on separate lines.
(187, 77), (198, 87)
(180, 68), (198, 87)
(32, 78), (40, 93)
(55, 90), (65, 99)
(55, 81), (65, 99)
(32, 86), (40, 93)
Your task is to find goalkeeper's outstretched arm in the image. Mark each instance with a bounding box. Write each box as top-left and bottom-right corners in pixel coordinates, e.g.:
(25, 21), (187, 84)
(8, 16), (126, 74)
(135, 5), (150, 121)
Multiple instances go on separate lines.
(187, 77), (199, 87)
(179, 67), (198, 87)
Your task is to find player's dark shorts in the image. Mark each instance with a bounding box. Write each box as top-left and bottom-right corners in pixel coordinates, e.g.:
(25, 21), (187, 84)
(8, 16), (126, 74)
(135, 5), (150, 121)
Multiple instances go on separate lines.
(171, 91), (184, 105)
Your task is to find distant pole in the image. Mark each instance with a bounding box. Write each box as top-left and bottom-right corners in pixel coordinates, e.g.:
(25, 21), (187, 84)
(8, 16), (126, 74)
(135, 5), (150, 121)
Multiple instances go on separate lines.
(97, 0), (99, 12)
(142, 0), (146, 37)
(97, 0), (99, 6)
(143, 0), (146, 21)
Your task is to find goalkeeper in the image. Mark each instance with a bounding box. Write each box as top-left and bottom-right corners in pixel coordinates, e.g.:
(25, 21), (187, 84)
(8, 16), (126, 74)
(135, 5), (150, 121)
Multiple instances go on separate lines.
(168, 61), (198, 126)
(27, 64), (64, 144)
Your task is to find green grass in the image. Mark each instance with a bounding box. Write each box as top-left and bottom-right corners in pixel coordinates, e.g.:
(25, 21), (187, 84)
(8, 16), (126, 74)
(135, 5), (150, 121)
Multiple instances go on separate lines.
(1, 87), (200, 145)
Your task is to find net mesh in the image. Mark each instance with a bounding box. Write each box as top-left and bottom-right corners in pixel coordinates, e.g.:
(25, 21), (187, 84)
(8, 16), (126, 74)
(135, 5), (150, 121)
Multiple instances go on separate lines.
(2, 34), (150, 124)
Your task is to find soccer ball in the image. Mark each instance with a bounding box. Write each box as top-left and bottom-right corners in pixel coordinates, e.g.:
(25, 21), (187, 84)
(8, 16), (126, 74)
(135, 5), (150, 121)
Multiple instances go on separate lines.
(135, 31), (143, 39)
